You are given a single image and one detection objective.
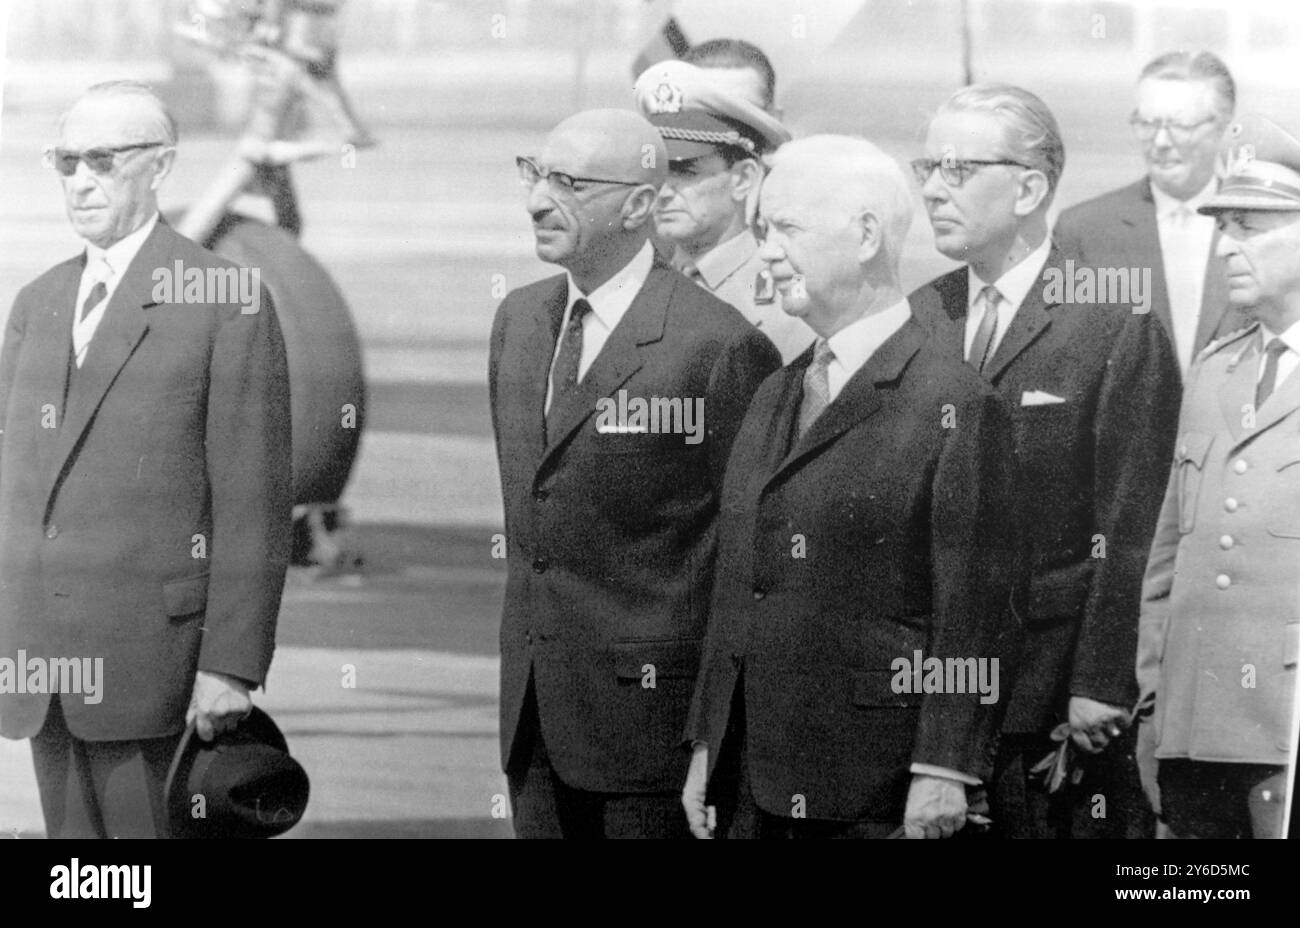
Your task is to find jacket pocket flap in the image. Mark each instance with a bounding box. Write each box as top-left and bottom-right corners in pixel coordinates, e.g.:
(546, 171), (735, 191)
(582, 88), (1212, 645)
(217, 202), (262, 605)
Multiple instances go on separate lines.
(163, 574), (209, 617)
(1175, 431), (1213, 468)
(852, 669), (919, 708)
(612, 639), (701, 680)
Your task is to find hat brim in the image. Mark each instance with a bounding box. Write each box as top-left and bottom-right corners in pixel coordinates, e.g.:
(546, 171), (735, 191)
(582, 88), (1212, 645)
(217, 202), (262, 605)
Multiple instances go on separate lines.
(1199, 195), (1300, 214)
(665, 137), (745, 161)
(164, 706), (287, 838)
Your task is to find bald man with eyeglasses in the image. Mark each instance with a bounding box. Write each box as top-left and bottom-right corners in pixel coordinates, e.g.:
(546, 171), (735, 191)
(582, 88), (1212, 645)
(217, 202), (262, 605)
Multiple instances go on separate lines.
(489, 109), (779, 838)
(0, 81), (292, 838)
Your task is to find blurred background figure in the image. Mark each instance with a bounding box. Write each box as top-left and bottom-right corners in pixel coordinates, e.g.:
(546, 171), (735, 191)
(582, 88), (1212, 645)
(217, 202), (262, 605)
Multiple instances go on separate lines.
(635, 59), (811, 362)
(1054, 50), (1247, 379)
(683, 37), (781, 117)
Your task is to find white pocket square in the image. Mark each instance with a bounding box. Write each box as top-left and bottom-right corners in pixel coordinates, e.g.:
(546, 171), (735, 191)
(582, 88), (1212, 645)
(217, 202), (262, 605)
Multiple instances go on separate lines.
(596, 423), (648, 434)
(1021, 390), (1066, 407)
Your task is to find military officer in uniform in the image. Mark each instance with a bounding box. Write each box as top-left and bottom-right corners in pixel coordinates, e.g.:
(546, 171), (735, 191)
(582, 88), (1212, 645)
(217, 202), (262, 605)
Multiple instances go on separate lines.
(634, 60), (813, 363)
(1136, 113), (1300, 839)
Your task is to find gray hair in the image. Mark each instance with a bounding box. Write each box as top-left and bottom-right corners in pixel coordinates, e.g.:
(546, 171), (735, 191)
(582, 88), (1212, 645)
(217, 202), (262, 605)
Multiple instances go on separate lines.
(1139, 50), (1236, 117)
(767, 134), (913, 274)
(937, 82), (1065, 199)
(60, 80), (178, 146)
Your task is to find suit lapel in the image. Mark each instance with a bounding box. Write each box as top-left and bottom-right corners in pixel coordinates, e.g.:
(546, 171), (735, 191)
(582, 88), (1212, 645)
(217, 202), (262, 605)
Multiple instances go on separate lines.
(763, 319), (924, 491)
(1193, 229), (1236, 354)
(1218, 329), (1259, 446)
(981, 248), (1060, 380)
(1127, 180), (1176, 344)
(536, 265), (672, 471)
(1248, 344), (1300, 439)
(30, 259), (85, 487)
(521, 279), (568, 461)
(47, 225), (165, 506)
(924, 269), (968, 361)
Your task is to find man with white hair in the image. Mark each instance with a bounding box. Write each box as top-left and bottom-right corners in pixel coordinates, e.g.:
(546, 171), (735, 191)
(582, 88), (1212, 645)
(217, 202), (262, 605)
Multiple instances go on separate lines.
(682, 135), (1022, 838)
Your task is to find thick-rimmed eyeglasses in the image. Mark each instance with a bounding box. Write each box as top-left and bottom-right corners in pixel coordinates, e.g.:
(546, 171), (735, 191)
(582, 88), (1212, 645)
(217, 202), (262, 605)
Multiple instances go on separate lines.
(910, 157), (1031, 187)
(1128, 114), (1217, 143)
(48, 142), (166, 177)
(516, 155), (641, 194)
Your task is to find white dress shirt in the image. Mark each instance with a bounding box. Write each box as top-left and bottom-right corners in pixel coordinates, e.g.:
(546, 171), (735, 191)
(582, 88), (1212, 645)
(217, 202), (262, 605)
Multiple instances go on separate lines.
(544, 241), (655, 414)
(821, 299), (913, 400)
(965, 235), (1053, 362)
(1151, 177), (1217, 373)
(73, 212), (159, 367)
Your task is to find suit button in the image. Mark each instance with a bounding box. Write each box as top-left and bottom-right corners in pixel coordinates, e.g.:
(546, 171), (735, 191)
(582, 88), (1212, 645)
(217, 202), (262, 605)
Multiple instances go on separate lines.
(1220, 535), (1234, 550)
(1216, 573), (1231, 590)
(45, 524), (58, 540)
(1233, 459), (1248, 474)
(1224, 498), (1239, 512)
(534, 488), (548, 502)
(532, 558), (548, 574)
(525, 630), (534, 645)
(753, 588), (766, 601)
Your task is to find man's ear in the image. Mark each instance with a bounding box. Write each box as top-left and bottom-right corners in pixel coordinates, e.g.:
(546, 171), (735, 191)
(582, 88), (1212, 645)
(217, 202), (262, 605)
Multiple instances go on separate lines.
(855, 210), (884, 264)
(729, 158), (762, 205)
(149, 147), (177, 191)
(621, 184), (659, 230)
(1013, 168), (1051, 217)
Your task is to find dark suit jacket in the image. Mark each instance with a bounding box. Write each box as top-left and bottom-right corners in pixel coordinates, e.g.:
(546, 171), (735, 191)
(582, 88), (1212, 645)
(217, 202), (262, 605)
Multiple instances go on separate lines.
(910, 248), (1181, 733)
(1053, 178), (1247, 372)
(0, 220), (293, 742)
(685, 316), (1023, 822)
(488, 258), (780, 794)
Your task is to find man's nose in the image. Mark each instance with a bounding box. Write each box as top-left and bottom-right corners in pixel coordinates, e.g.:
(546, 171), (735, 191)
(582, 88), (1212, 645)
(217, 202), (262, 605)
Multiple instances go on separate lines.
(525, 181), (553, 216)
(1214, 231), (1240, 258)
(921, 167), (948, 203)
(757, 234), (784, 263)
(1151, 124), (1176, 148)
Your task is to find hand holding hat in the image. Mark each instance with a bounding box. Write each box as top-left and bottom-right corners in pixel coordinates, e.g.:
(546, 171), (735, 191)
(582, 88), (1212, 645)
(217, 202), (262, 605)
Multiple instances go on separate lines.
(188, 669), (253, 742)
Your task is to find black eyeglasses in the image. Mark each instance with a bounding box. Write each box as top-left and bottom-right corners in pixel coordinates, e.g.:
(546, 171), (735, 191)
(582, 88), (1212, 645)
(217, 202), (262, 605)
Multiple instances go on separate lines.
(48, 142), (166, 177)
(910, 157), (1031, 187)
(1128, 114), (1217, 143)
(516, 155), (640, 193)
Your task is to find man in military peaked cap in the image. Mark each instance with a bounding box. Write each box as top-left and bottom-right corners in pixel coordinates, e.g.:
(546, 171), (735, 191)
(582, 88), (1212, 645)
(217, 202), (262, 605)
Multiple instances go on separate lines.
(635, 60), (812, 362)
(1136, 113), (1300, 839)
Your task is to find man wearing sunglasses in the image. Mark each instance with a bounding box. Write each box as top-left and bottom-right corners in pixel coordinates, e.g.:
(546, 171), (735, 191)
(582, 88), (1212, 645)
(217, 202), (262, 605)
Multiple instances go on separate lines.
(0, 81), (293, 838)
(489, 108), (780, 838)
(1055, 51), (1246, 379)
(632, 60), (812, 364)
(910, 83), (1182, 839)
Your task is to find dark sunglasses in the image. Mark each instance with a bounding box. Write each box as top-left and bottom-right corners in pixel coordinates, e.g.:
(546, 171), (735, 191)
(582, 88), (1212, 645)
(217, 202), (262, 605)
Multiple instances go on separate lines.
(48, 142), (165, 177)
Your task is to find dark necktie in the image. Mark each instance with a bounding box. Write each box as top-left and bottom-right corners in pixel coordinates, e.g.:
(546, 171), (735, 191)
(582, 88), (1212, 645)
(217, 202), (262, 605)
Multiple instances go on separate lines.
(546, 297), (593, 439)
(967, 285), (1000, 372)
(80, 280), (107, 323)
(1256, 337), (1289, 410)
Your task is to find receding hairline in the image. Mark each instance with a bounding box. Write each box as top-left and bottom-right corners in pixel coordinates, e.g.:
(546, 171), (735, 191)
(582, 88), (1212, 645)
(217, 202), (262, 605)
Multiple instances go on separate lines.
(544, 110), (667, 185)
(59, 81), (178, 146)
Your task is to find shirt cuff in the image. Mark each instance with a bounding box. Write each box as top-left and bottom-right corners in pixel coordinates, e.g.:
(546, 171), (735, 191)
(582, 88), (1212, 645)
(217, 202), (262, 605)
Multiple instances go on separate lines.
(910, 763), (981, 787)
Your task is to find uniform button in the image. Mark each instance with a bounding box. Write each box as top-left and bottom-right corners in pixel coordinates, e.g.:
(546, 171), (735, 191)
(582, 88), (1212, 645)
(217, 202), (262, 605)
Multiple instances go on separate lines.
(1219, 535), (1234, 550)
(1224, 498), (1239, 512)
(45, 524), (58, 539)
(1216, 574), (1231, 590)
(1178, 444), (1188, 457)
(532, 558), (548, 574)
(753, 588), (766, 601)
(1233, 459), (1248, 474)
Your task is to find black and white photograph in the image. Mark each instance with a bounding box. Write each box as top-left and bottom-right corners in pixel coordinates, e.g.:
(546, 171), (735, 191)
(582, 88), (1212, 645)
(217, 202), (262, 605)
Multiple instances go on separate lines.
(0, 0), (1296, 898)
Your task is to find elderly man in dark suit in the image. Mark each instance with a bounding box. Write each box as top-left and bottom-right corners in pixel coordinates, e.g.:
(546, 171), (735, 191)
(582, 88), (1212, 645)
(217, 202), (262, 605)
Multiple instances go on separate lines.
(910, 83), (1182, 838)
(0, 81), (293, 838)
(1137, 114), (1300, 839)
(489, 108), (779, 838)
(1054, 51), (1247, 378)
(682, 134), (1023, 840)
